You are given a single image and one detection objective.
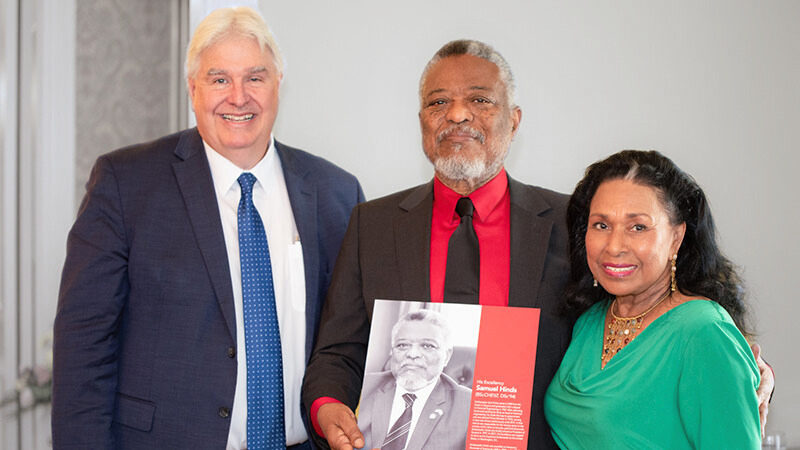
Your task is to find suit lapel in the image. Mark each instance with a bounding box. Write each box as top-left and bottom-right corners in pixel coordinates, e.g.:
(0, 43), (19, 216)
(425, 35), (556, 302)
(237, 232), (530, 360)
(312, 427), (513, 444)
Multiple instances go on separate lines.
(394, 182), (434, 302)
(405, 378), (447, 450)
(508, 177), (555, 309)
(171, 129), (237, 342)
(274, 141), (319, 361)
(372, 379), (396, 446)
(389, 176), (555, 309)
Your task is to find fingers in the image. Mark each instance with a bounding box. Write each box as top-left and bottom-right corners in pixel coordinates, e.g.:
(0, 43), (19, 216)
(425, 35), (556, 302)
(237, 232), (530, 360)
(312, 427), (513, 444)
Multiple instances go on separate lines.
(751, 342), (774, 438)
(328, 421), (364, 450)
(341, 422), (365, 450)
(326, 432), (356, 450)
(754, 349), (774, 404)
(750, 343), (761, 361)
(756, 377), (772, 405)
(325, 428), (364, 450)
(759, 401), (769, 439)
(318, 403), (365, 450)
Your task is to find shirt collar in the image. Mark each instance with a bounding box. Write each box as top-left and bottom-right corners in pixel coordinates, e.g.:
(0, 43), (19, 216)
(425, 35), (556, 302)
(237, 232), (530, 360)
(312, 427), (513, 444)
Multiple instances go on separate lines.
(204, 135), (277, 196)
(433, 170), (509, 223)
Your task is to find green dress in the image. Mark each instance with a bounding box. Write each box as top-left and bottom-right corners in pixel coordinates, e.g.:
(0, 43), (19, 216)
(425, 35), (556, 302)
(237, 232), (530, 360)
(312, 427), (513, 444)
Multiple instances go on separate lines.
(544, 299), (760, 449)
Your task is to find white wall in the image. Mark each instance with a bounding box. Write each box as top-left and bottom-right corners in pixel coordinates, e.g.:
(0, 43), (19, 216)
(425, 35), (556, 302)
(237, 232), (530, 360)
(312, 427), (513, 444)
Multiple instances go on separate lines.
(0, 0), (20, 447)
(1, 0), (75, 448)
(262, 0), (800, 443)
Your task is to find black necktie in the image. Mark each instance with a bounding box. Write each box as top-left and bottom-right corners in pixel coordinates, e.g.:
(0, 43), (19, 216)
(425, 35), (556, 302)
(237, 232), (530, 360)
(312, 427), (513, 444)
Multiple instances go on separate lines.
(444, 197), (480, 304)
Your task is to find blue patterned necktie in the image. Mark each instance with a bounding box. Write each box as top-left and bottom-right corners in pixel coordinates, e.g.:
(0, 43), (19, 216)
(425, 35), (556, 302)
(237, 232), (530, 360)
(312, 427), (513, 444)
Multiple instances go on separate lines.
(237, 172), (285, 449)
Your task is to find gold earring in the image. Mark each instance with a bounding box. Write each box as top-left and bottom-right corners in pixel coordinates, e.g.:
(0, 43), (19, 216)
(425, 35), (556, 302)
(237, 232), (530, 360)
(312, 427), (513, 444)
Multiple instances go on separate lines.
(593, 278), (598, 287)
(670, 254), (677, 292)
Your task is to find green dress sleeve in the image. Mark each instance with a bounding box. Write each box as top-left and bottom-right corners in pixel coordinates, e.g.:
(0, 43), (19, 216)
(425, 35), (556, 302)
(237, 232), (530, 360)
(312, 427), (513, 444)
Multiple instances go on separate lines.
(677, 315), (761, 449)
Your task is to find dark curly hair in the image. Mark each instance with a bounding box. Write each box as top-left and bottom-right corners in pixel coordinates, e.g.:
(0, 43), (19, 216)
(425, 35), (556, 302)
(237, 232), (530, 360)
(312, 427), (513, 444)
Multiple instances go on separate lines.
(564, 150), (751, 336)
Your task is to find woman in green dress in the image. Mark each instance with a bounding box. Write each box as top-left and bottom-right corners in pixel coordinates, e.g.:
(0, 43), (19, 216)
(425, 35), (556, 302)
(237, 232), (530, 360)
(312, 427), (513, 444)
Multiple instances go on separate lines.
(544, 150), (760, 449)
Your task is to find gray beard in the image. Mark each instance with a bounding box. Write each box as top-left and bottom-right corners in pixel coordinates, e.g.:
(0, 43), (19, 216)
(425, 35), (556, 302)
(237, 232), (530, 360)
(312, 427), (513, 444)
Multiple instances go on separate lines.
(395, 372), (436, 392)
(431, 146), (506, 189)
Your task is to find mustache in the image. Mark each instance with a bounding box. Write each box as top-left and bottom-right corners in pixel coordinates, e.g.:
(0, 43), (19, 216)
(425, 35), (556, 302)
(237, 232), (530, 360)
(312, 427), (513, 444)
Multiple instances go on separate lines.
(400, 363), (426, 369)
(436, 125), (485, 145)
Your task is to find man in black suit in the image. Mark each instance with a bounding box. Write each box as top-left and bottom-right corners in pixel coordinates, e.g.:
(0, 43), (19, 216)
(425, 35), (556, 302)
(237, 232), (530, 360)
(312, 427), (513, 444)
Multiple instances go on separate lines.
(302, 38), (775, 450)
(301, 39), (572, 450)
(52, 7), (362, 449)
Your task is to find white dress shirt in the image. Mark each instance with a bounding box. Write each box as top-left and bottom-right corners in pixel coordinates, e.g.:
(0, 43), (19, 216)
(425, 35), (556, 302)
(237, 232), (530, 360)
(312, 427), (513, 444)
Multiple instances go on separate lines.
(204, 138), (308, 448)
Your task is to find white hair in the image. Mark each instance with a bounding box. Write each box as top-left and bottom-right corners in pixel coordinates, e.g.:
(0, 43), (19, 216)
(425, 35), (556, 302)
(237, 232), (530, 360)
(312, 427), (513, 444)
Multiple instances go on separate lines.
(185, 6), (283, 83)
(419, 39), (516, 108)
(390, 309), (453, 351)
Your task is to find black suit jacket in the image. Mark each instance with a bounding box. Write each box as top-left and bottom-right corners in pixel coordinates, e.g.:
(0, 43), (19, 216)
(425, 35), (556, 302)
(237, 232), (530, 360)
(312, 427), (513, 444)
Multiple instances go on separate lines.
(302, 175), (573, 449)
(52, 128), (363, 449)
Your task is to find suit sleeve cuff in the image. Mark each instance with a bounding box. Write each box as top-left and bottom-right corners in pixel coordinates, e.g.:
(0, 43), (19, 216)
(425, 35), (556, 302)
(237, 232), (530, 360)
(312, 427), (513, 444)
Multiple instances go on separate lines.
(310, 397), (343, 437)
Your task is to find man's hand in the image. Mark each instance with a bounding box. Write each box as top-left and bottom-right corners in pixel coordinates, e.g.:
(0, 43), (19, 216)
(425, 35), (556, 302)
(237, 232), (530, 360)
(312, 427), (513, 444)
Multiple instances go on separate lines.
(317, 403), (367, 450)
(751, 343), (774, 437)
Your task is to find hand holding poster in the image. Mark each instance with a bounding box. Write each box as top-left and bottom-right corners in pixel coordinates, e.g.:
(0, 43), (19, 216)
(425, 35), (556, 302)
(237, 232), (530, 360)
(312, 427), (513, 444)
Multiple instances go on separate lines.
(357, 300), (539, 450)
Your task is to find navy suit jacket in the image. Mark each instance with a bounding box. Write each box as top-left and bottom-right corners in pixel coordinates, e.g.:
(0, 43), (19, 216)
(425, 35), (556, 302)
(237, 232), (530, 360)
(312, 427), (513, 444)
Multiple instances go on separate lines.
(357, 371), (471, 450)
(52, 128), (363, 449)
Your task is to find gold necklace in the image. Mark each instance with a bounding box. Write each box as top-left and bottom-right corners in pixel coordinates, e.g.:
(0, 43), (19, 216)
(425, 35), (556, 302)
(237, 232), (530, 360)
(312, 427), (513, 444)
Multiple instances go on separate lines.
(601, 290), (671, 367)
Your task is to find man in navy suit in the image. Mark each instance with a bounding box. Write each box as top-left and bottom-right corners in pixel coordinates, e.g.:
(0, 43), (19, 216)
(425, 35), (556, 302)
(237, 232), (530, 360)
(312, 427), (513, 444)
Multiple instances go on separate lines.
(52, 7), (362, 449)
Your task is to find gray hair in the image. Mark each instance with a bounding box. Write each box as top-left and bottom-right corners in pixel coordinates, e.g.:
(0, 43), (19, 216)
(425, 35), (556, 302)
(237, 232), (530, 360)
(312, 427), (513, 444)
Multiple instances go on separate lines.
(390, 309), (453, 351)
(185, 6), (283, 83)
(419, 39), (516, 108)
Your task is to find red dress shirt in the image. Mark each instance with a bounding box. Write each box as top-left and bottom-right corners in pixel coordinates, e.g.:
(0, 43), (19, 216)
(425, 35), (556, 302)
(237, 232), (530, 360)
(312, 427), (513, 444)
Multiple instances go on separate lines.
(430, 170), (511, 306)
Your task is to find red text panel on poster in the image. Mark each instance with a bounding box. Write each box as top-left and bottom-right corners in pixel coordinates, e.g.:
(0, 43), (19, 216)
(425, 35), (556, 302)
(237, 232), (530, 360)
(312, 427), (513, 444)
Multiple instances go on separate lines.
(467, 306), (540, 449)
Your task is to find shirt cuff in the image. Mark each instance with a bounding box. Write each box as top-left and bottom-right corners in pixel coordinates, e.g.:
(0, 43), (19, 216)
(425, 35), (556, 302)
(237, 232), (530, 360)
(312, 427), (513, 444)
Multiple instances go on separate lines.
(310, 397), (344, 437)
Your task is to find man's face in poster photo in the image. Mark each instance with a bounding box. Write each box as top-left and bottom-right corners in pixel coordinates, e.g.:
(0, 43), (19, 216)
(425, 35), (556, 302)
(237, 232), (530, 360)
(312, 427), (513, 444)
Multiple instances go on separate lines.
(390, 319), (453, 391)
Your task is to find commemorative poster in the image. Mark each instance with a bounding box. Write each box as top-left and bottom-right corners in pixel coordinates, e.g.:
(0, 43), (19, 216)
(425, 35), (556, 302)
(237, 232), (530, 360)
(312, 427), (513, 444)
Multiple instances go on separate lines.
(357, 300), (540, 450)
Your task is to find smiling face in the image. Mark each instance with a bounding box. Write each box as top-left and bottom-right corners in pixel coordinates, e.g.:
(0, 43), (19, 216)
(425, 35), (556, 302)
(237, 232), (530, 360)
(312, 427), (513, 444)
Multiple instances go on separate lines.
(585, 179), (686, 304)
(188, 33), (281, 169)
(389, 320), (452, 392)
(419, 54), (521, 194)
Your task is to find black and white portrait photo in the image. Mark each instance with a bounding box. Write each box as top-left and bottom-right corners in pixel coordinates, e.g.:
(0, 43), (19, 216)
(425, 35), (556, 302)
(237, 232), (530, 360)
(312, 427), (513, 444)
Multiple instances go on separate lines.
(357, 300), (480, 450)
